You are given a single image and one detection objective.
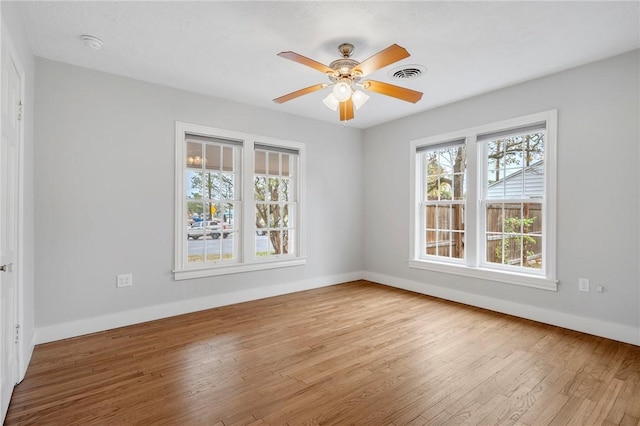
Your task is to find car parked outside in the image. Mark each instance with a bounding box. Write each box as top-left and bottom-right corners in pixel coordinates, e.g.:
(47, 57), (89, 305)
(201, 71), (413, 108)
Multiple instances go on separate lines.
(187, 221), (219, 240)
(187, 220), (235, 239)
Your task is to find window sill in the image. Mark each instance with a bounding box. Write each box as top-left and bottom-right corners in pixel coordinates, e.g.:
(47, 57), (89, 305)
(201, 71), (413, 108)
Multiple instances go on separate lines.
(407, 259), (558, 291)
(174, 258), (307, 280)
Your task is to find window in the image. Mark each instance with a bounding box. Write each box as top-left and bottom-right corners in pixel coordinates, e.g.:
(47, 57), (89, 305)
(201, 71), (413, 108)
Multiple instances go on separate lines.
(175, 123), (306, 280)
(409, 111), (557, 290)
(419, 140), (467, 261)
(254, 145), (298, 259)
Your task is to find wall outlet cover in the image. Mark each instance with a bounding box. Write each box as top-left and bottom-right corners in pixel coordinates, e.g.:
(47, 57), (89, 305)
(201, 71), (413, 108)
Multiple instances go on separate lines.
(578, 278), (590, 292)
(117, 273), (133, 288)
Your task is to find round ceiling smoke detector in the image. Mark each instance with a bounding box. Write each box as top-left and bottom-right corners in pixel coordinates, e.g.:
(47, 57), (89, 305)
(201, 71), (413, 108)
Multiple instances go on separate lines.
(81, 35), (103, 50)
(388, 64), (426, 80)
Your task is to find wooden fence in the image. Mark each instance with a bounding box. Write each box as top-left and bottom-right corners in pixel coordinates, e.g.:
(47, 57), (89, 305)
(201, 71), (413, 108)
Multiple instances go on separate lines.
(425, 203), (542, 267)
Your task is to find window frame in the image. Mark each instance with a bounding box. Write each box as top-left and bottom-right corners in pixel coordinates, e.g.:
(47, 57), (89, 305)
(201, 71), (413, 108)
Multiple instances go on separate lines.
(418, 140), (467, 263)
(409, 110), (558, 291)
(174, 122), (307, 280)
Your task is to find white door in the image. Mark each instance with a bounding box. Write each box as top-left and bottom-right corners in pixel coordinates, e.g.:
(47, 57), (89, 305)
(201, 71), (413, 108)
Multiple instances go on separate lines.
(0, 44), (21, 420)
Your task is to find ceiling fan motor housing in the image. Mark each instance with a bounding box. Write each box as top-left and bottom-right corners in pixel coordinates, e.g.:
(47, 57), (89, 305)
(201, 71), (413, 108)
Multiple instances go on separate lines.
(328, 43), (362, 84)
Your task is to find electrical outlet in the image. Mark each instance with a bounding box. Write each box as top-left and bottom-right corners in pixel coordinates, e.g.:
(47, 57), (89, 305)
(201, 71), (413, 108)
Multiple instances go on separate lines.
(596, 285), (604, 293)
(116, 273), (133, 288)
(578, 278), (590, 292)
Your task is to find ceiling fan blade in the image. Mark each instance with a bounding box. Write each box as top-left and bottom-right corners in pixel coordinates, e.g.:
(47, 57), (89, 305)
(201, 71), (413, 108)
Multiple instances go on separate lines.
(352, 44), (410, 77)
(362, 80), (423, 103)
(339, 98), (354, 121)
(277, 51), (336, 75)
(273, 83), (328, 103)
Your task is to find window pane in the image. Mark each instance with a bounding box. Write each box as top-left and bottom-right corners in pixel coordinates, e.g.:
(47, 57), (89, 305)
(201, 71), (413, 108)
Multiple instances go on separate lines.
(424, 146), (466, 203)
(268, 152), (280, 175)
(280, 178), (291, 201)
(425, 205), (436, 229)
(282, 204), (290, 227)
(524, 203), (542, 235)
(206, 173), (220, 200)
(222, 146), (234, 172)
(255, 230), (268, 257)
(503, 203), (523, 234)
(269, 204), (281, 227)
(186, 171), (203, 200)
(221, 173), (234, 199)
(523, 162), (544, 198)
(486, 203), (503, 233)
(269, 230), (281, 255)
(453, 173), (466, 200)
(205, 144), (221, 170)
(255, 150), (266, 174)
(440, 177), (453, 200)
(485, 132), (545, 203)
(451, 231), (464, 259)
(282, 229), (290, 254)
(452, 205), (464, 231)
(268, 178), (279, 201)
(426, 176), (440, 200)
(183, 138), (240, 266)
(425, 230), (436, 255)
(485, 202), (542, 269)
(256, 204), (267, 231)
(254, 149), (299, 259)
(438, 205), (451, 229)
(255, 177), (267, 201)
(186, 142), (203, 169)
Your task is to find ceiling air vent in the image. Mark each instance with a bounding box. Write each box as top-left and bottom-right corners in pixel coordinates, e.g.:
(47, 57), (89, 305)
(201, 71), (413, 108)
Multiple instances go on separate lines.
(389, 64), (426, 80)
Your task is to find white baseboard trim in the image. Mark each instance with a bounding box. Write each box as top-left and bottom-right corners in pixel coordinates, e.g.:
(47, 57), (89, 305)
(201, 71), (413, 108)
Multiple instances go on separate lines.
(17, 329), (35, 382)
(35, 271), (364, 344)
(363, 271), (640, 346)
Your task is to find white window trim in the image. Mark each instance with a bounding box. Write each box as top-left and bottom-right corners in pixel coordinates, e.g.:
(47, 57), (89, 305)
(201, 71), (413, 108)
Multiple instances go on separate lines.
(409, 110), (558, 291)
(174, 122), (307, 280)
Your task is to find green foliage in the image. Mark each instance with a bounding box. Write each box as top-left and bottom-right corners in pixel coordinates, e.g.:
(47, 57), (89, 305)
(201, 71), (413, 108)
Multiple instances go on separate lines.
(494, 217), (537, 265)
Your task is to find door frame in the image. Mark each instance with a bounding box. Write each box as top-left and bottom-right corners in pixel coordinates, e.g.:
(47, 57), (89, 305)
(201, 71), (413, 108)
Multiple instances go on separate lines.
(1, 20), (26, 384)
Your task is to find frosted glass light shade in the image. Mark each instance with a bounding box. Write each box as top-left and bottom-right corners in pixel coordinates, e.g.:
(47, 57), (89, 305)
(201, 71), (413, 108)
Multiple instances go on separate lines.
(332, 81), (352, 102)
(352, 90), (370, 110)
(322, 93), (339, 111)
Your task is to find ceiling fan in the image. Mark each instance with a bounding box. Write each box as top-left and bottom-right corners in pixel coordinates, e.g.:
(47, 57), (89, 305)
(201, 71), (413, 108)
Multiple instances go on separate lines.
(273, 43), (423, 122)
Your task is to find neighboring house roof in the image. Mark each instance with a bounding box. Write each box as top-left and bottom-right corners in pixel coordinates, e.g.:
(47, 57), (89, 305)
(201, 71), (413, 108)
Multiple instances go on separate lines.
(487, 160), (544, 199)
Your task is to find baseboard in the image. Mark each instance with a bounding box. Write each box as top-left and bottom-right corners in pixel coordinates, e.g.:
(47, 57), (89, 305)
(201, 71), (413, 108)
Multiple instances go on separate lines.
(17, 329), (35, 382)
(35, 271), (364, 344)
(363, 271), (640, 346)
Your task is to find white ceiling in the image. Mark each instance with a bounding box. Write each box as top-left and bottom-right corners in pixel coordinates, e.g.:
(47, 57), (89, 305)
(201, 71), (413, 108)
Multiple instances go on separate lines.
(15, 1), (640, 129)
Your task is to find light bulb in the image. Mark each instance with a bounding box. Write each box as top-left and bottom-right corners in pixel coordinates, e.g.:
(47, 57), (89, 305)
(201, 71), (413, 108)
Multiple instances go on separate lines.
(322, 93), (339, 111)
(352, 90), (370, 110)
(332, 81), (352, 102)
(194, 156), (202, 165)
(187, 156), (194, 165)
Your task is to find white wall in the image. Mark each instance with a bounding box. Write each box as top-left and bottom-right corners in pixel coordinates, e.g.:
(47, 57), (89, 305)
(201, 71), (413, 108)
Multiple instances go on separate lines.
(34, 58), (364, 341)
(2, 2), (36, 377)
(363, 50), (640, 344)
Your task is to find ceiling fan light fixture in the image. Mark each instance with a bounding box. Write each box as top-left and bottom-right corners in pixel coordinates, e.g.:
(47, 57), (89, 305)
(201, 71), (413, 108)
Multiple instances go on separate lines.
(332, 81), (352, 102)
(322, 93), (339, 111)
(352, 90), (369, 110)
(274, 43), (423, 122)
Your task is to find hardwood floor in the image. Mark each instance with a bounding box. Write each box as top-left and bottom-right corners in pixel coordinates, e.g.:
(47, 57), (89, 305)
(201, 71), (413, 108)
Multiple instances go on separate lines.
(6, 281), (640, 425)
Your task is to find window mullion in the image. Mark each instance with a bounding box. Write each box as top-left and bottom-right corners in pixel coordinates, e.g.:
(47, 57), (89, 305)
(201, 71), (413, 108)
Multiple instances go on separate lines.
(243, 139), (255, 262)
(465, 135), (479, 267)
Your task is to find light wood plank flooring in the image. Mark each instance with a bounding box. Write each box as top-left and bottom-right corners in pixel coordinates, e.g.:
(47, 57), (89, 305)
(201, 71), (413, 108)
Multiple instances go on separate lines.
(6, 281), (640, 425)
